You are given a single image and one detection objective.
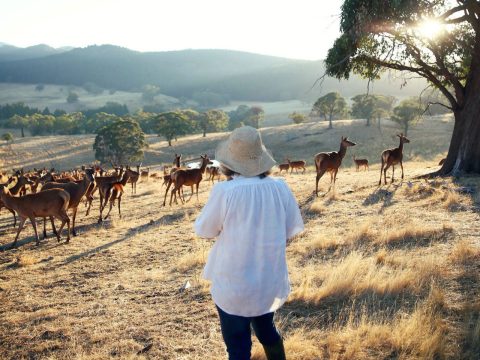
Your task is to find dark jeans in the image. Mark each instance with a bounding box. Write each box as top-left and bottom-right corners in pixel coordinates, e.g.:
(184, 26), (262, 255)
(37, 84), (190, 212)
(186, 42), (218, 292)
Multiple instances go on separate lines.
(216, 304), (281, 360)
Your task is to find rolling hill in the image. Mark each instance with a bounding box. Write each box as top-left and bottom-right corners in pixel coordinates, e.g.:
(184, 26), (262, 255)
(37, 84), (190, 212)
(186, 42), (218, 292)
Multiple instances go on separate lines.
(0, 44), (426, 102)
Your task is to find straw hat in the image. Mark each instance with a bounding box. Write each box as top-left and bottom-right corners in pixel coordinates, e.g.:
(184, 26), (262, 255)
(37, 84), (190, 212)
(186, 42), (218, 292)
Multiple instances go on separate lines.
(215, 126), (276, 177)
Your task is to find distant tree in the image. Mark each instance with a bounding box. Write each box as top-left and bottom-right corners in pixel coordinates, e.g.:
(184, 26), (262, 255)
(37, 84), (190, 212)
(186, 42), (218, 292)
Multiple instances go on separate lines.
(93, 118), (147, 164)
(141, 84), (161, 103)
(54, 112), (84, 135)
(312, 92), (347, 129)
(0, 102), (38, 120)
(7, 114), (29, 137)
(244, 106), (265, 129)
(289, 112), (307, 124)
(151, 111), (191, 146)
(35, 84), (45, 92)
(198, 109), (229, 137)
(1, 132), (13, 143)
(83, 112), (119, 134)
(82, 102), (129, 118)
(42, 107), (51, 115)
(28, 114), (56, 135)
(53, 109), (67, 117)
(227, 105), (251, 130)
(67, 92), (79, 103)
(143, 102), (170, 114)
(391, 99), (423, 136)
(351, 94), (396, 128)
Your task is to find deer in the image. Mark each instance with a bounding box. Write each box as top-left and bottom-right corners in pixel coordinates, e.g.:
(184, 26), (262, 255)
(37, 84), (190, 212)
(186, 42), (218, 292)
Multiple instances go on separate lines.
(8, 174), (34, 196)
(87, 167), (124, 216)
(0, 179), (16, 227)
(206, 162), (221, 183)
(41, 168), (95, 237)
(287, 159), (306, 174)
(0, 185), (71, 248)
(165, 154), (210, 206)
(353, 155), (369, 171)
(100, 171), (130, 221)
(278, 163), (290, 174)
(125, 165), (140, 194)
(314, 136), (356, 196)
(140, 167), (150, 182)
(379, 133), (410, 185)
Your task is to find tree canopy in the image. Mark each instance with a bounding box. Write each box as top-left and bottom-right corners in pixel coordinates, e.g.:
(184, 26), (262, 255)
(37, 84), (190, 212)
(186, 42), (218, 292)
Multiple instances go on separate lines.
(326, 0), (480, 174)
(151, 111), (192, 146)
(198, 109), (229, 137)
(391, 98), (423, 136)
(351, 94), (396, 128)
(312, 92), (347, 129)
(93, 118), (147, 164)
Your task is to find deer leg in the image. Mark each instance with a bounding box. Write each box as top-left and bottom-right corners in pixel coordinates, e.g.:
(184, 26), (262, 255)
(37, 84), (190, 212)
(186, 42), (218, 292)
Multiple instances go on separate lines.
(43, 217), (48, 239)
(186, 186), (194, 202)
(400, 161), (404, 179)
(391, 165), (395, 183)
(98, 193), (104, 223)
(378, 160), (384, 186)
(10, 217), (26, 249)
(196, 183), (199, 202)
(170, 187), (176, 206)
(9, 209), (16, 227)
(164, 179), (172, 206)
(57, 211), (70, 243)
(118, 194), (122, 218)
(50, 216), (59, 241)
(303, 167), (306, 174)
(104, 197), (115, 220)
(315, 169), (327, 197)
(72, 207), (78, 236)
(30, 216), (40, 246)
(383, 164), (391, 185)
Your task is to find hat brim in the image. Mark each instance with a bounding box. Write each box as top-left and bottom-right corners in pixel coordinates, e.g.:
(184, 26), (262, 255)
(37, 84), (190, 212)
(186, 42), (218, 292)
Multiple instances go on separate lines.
(215, 139), (276, 177)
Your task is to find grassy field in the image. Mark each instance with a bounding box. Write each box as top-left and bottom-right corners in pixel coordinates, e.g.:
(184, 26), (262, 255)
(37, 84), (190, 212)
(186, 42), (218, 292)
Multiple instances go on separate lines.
(1, 115), (479, 359)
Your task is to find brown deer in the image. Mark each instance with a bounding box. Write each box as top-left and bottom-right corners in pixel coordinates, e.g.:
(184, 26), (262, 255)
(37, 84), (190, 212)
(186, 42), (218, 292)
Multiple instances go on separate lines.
(140, 167), (150, 182)
(0, 179), (16, 227)
(206, 163), (221, 183)
(314, 136), (356, 196)
(287, 159), (306, 174)
(89, 168), (124, 216)
(0, 185), (71, 248)
(41, 168), (95, 237)
(379, 133), (410, 185)
(126, 166), (140, 194)
(353, 155), (369, 171)
(8, 175), (34, 196)
(278, 163), (290, 174)
(98, 171), (130, 222)
(165, 154), (210, 206)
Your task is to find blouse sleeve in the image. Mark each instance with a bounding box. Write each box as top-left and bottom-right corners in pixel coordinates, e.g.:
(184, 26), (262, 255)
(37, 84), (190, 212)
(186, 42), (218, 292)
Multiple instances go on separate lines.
(283, 183), (304, 239)
(194, 184), (227, 239)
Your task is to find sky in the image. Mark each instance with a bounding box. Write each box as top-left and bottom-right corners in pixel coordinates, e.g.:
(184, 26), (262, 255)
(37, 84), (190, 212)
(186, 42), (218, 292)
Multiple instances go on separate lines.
(1, 0), (343, 60)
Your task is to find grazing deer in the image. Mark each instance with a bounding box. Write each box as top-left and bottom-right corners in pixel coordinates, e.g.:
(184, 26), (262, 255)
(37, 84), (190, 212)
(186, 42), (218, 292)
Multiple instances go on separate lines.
(287, 159), (306, 174)
(278, 163), (290, 174)
(379, 133), (410, 185)
(353, 155), (369, 171)
(165, 154), (210, 206)
(314, 136), (356, 196)
(0, 185), (71, 248)
(126, 166), (140, 194)
(41, 168), (95, 237)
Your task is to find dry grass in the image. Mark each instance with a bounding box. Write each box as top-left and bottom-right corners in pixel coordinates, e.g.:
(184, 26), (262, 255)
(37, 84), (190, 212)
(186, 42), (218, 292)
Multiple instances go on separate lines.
(1, 119), (479, 359)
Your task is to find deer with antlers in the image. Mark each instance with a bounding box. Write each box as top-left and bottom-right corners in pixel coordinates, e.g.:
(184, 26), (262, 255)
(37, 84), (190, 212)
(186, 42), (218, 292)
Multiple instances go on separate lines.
(0, 185), (71, 248)
(314, 136), (356, 196)
(41, 168), (95, 237)
(379, 133), (410, 185)
(164, 154), (210, 206)
(353, 155), (369, 171)
(287, 158), (306, 174)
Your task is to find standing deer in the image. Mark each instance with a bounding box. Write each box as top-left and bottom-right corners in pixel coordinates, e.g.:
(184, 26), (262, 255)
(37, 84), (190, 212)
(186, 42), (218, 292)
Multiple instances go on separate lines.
(353, 155), (369, 171)
(314, 136), (356, 196)
(126, 166), (140, 194)
(278, 163), (290, 174)
(165, 154), (210, 206)
(0, 179), (16, 227)
(99, 171), (130, 222)
(287, 159), (306, 174)
(0, 185), (71, 248)
(41, 168), (95, 237)
(379, 133), (410, 185)
(206, 163), (220, 183)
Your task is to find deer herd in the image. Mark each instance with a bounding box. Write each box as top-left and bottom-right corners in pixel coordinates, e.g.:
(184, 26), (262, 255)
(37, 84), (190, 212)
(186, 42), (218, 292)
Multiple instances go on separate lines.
(0, 133), (412, 250)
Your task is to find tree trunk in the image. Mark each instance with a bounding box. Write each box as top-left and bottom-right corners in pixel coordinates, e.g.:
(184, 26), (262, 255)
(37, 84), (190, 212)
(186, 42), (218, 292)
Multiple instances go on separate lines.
(168, 139), (172, 146)
(440, 83), (480, 175)
(404, 122), (408, 137)
(21, 127), (24, 138)
(203, 129), (206, 137)
(366, 117), (370, 126)
(328, 115), (333, 129)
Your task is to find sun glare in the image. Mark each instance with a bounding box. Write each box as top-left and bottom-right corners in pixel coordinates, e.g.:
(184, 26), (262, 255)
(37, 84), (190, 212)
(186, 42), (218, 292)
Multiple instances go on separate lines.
(416, 19), (444, 40)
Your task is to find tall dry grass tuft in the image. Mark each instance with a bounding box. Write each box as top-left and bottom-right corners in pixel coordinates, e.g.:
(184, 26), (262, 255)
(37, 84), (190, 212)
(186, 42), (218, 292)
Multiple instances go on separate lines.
(449, 240), (480, 264)
(14, 253), (38, 267)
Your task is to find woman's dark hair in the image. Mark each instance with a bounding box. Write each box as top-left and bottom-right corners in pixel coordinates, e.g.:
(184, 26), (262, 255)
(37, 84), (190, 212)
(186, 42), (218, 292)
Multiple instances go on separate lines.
(221, 165), (270, 179)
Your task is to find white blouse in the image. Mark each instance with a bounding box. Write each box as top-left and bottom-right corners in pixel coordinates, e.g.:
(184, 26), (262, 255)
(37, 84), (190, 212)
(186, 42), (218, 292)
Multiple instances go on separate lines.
(194, 176), (304, 317)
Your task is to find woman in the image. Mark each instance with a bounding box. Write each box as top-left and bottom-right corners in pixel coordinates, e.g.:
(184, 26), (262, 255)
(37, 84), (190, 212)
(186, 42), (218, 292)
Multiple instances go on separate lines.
(195, 126), (304, 360)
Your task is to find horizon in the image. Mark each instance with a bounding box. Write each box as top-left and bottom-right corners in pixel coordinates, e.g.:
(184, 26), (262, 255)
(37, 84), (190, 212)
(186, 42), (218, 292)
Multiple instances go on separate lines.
(0, 0), (342, 61)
